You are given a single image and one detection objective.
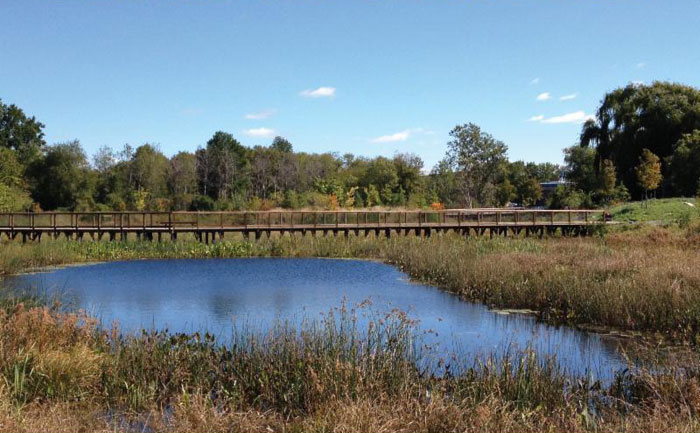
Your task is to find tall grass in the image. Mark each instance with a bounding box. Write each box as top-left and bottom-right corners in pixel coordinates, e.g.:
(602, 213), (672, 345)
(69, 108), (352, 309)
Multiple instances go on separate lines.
(0, 294), (699, 432)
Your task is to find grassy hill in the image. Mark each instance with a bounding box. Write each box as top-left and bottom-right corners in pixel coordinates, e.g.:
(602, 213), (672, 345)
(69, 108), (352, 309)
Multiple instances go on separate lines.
(609, 197), (699, 224)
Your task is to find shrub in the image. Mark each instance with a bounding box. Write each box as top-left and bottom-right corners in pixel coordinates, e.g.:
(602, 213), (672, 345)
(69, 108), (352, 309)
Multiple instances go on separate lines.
(189, 195), (215, 211)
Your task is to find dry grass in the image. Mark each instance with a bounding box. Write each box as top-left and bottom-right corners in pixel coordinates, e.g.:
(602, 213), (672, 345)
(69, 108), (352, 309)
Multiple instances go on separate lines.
(0, 297), (698, 432)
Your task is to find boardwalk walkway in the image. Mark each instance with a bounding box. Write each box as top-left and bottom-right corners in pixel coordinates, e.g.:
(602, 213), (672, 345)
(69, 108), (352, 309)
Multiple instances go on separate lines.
(0, 209), (606, 242)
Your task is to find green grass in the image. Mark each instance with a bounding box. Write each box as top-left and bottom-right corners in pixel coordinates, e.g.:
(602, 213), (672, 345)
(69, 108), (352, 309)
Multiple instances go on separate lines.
(609, 197), (700, 223)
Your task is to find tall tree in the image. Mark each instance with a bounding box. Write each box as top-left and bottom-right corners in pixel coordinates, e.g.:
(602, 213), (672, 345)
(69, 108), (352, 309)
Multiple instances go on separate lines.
(28, 140), (93, 209)
(168, 152), (197, 195)
(444, 123), (508, 207)
(0, 147), (32, 211)
(393, 153), (424, 197)
(128, 144), (169, 197)
(563, 146), (598, 193)
(668, 130), (700, 197)
(270, 136), (293, 153)
(580, 82), (700, 197)
(200, 131), (249, 200)
(0, 99), (46, 166)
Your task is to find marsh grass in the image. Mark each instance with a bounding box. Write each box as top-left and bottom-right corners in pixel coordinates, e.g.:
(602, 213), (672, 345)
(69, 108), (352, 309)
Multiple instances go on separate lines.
(0, 294), (699, 432)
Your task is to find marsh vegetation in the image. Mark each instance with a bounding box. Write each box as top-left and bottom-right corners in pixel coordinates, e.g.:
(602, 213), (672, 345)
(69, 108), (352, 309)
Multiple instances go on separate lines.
(1, 207), (700, 431)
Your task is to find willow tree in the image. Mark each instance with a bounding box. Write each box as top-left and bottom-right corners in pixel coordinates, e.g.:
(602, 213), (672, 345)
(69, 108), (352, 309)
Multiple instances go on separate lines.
(580, 82), (700, 197)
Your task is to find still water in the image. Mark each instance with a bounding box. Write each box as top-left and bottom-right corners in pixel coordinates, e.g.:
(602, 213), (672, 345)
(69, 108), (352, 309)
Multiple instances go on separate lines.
(7, 258), (627, 379)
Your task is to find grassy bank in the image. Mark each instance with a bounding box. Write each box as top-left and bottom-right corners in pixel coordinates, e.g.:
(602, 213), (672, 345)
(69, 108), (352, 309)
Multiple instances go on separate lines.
(3, 222), (700, 341)
(609, 197), (699, 223)
(0, 292), (699, 432)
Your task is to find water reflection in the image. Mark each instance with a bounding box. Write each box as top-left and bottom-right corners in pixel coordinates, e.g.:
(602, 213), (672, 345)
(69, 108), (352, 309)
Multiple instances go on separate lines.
(6, 258), (627, 379)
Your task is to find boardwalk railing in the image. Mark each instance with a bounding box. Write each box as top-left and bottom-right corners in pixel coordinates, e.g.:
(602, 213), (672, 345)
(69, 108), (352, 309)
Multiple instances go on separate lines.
(0, 209), (606, 242)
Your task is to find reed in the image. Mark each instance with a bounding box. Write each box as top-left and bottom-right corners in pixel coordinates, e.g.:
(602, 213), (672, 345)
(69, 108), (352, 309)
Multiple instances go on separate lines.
(0, 295), (699, 432)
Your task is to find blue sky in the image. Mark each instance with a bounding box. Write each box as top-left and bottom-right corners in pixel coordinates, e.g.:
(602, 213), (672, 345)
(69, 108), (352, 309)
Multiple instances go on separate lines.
(2, 1), (700, 170)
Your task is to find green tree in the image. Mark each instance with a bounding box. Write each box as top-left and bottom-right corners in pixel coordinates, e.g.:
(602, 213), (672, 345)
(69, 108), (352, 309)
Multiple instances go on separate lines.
(168, 151), (197, 210)
(0, 147), (25, 188)
(596, 159), (618, 203)
(563, 146), (598, 193)
(28, 140), (93, 209)
(668, 130), (700, 197)
(393, 153), (424, 197)
(0, 99), (45, 166)
(428, 158), (458, 207)
(0, 183), (32, 211)
(270, 136), (293, 153)
(168, 151), (197, 195)
(635, 148), (662, 200)
(198, 132), (249, 200)
(506, 161), (543, 206)
(444, 123), (508, 207)
(128, 144), (169, 198)
(580, 82), (700, 197)
(364, 184), (381, 207)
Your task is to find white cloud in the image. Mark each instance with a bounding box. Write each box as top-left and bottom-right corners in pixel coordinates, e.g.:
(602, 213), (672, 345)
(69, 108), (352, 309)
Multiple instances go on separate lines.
(371, 130), (412, 143)
(559, 93), (578, 101)
(370, 127), (429, 143)
(244, 109), (277, 120)
(244, 127), (276, 138)
(530, 111), (594, 124)
(530, 77), (540, 85)
(636, 62), (646, 69)
(536, 92), (551, 101)
(299, 86), (336, 98)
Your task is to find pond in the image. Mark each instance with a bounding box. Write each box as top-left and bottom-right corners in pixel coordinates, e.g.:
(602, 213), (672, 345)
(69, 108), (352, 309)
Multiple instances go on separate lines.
(6, 258), (628, 379)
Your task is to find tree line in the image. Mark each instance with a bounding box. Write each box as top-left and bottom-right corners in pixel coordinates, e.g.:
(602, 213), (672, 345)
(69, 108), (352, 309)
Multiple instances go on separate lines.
(0, 101), (558, 212)
(1, 80), (699, 212)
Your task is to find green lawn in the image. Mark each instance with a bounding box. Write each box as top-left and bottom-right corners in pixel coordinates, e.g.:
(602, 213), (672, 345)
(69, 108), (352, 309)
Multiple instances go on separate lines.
(609, 197), (699, 223)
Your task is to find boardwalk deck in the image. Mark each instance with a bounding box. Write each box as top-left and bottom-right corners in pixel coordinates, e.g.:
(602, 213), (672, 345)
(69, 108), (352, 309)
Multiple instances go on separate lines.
(0, 209), (606, 242)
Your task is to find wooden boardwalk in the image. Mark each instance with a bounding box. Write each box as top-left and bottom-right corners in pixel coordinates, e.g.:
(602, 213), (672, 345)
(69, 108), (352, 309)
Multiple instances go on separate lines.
(0, 209), (606, 243)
